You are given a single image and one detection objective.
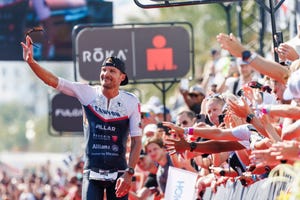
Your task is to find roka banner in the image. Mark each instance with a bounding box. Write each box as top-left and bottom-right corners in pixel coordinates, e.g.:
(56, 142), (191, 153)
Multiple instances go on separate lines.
(75, 25), (190, 82)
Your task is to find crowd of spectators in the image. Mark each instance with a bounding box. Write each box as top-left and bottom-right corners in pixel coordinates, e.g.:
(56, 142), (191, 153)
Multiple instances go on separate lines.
(0, 158), (84, 200)
(128, 27), (300, 199)
(3, 27), (300, 199)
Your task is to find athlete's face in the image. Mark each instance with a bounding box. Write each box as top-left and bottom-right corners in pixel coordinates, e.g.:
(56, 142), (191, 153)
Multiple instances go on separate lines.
(100, 66), (126, 88)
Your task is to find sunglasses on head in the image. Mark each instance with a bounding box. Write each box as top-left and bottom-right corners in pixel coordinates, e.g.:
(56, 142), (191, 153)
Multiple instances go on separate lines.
(261, 85), (272, 93)
(247, 81), (272, 93)
(206, 93), (225, 102)
(248, 81), (263, 89)
(25, 26), (48, 48)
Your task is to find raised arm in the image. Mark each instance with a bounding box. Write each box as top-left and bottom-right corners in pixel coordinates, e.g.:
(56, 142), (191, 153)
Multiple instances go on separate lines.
(216, 33), (290, 84)
(21, 35), (59, 88)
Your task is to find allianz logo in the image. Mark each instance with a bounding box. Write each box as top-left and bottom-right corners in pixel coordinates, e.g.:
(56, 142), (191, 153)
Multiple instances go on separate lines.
(55, 108), (83, 117)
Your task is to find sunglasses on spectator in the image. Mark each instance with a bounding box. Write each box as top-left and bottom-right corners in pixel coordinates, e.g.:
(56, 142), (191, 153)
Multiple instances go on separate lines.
(177, 120), (188, 126)
(248, 81), (263, 89)
(189, 93), (202, 98)
(247, 81), (272, 93)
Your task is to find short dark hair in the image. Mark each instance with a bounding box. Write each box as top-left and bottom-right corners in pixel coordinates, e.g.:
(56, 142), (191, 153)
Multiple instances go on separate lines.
(177, 110), (196, 120)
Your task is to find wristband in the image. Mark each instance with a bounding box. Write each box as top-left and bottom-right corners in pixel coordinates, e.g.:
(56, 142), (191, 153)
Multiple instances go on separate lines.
(251, 174), (258, 182)
(261, 108), (268, 114)
(188, 127), (194, 135)
(183, 127), (194, 136)
(219, 170), (225, 176)
(261, 106), (270, 114)
(183, 128), (189, 136)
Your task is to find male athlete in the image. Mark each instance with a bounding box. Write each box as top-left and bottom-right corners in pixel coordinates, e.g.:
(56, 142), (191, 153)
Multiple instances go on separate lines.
(21, 36), (142, 199)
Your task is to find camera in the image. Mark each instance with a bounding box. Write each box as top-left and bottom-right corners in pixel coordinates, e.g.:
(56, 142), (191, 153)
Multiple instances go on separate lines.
(196, 114), (206, 123)
(275, 31), (283, 47)
(218, 114), (225, 124)
(157, 122), (171, 135)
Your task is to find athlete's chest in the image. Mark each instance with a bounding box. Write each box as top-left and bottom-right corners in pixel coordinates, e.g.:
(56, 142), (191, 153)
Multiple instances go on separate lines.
(88, 94), (129, 119)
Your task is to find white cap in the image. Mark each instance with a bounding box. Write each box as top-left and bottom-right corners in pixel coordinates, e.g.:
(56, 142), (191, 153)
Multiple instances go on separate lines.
(143, 124), (157, 135)
(283, 69), (300, 100)
(188, 84), (205, 95)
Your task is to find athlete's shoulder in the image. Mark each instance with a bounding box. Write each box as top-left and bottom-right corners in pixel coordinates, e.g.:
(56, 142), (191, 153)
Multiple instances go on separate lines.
(119, 90), (140, 102)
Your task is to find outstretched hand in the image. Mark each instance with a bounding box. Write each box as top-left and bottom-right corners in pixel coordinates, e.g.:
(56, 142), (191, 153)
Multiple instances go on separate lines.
(227, 97), (252, 119)
(165, 137), (189, 155)
(275, 43), (299, 62)
(162, 122), (185, 138)
(21, 35), (34, 63)
(216, 33), (246, 57)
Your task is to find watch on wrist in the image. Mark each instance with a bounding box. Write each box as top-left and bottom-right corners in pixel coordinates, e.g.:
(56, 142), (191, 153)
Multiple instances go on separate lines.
(190, 142), (197, 152)
(246, 113), (255, 123)
(126, 167), (135, 176)
(219, 170), (226, 176)
(242, 50), (251, 61)
(242, 50), (257, 64)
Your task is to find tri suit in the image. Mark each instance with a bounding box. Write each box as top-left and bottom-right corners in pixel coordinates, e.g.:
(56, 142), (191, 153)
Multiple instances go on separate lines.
(56, 78), (142, 200)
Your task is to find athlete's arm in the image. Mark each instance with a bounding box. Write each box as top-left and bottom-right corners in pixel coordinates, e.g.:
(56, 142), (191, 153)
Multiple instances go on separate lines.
(127, 96), (143, 169)
(21, 35), (59, 88)
(116, 95), (142, 198)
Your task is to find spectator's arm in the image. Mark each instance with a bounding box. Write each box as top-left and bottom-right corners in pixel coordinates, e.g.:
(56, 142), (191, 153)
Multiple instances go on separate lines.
(281, 120), (300, 140)
(216, 33), (290, 84)
(261, 104), (300, 119)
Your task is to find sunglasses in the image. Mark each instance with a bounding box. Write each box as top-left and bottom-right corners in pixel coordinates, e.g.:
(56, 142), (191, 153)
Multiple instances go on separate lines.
(25, 26), (48, 48)
(261, 85), (272, 93)
(189, 93), (201, 98)
(247, 81), (272, 93)
(206, 93), (225, 102)
(177, 120), (188, 127)
(141, 112), (150, 119)
(248, 81), (263, 89)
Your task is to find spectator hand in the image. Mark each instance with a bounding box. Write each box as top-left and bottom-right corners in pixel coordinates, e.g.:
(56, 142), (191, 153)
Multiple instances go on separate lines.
(250, 148), (279, 168)
(227, 97), (251, 119)
(270, 141), (300, 162)
(162, 122), (184, 138)
(165, 137), (189, 155)
(216, 33), (246, 57)
(275, 43), (299, 62)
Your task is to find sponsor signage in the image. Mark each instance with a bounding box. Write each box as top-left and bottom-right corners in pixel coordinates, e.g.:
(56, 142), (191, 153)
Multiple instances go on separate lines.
(75, 25), (190, 81)
(165, 166), (198, 200)
(51, 93), (83, 132)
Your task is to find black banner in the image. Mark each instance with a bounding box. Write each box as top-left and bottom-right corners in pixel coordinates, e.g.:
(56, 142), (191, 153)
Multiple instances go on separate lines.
(51, 93), (83, 133)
